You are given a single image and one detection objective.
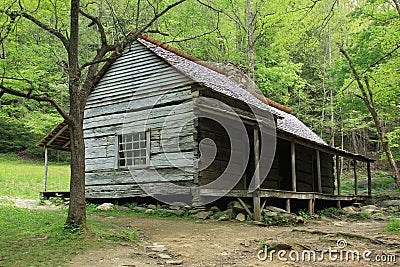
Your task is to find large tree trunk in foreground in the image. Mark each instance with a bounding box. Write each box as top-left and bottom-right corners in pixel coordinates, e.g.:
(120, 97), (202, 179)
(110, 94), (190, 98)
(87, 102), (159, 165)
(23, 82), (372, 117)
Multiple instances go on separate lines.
(66, 0), (86, 227)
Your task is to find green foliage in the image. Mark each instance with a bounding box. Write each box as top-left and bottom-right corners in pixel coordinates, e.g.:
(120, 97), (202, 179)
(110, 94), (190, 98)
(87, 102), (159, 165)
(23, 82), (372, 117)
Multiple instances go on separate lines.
(317, 207), (345, 218)
(347, 212), (371, 220)
(298, 209), (312, 222)
(385, 218), (400, 233)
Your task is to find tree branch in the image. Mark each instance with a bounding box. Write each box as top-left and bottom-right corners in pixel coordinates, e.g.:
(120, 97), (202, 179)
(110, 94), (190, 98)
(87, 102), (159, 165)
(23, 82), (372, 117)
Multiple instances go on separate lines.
(0, 84), (70, 122)
(80, 56), (113, 70)
(19, 12), (69, 50)
(340, 44), (400, 93)
(393, 0), (400, 17)
(79, 9), (107, 47)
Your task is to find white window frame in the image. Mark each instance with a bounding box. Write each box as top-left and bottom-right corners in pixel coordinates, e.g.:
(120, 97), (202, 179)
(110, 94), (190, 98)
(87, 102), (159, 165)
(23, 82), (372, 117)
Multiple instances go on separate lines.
(115, 131), (150, 168)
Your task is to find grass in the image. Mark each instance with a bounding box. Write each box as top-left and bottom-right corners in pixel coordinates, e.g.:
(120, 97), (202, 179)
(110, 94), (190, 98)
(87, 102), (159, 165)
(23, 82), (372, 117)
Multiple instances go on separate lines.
(337, 168), (397, 195)
(385, 218), (400, 233)
(0, 154), (70, 199)
(0, 203), (138, 267)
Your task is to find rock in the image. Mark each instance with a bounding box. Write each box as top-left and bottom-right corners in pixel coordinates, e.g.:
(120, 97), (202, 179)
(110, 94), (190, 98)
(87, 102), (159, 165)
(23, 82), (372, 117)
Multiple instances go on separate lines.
(116, 206), (130, 212)
(147, 244), (166, 252)
(148, 204), (157, 210)
(96, 203), (114, 211)
(227, 200), (251, 212)
(280, 213), (303, 224)
(166, 260), (183, 265)
(157, 253), (172, 259)
(133, 206), (147, 212)
(145, 209), (154, 213)
(361, 205), (379, 213)
(381, 200), (400, 208)
(189, 209), (200, 215)
(236, 213), (246, 222)
(193, 211), (210, 220)
(217, 215), (229, 221)
(44, 200), (52, 206)
(263, 211), (279, 218)
(168, 205), (181, 210)
(371, 213), (387, 221)
(210, 206), (220, 213)
(264, 206), (288, 213)
(342, 206), (357, 215)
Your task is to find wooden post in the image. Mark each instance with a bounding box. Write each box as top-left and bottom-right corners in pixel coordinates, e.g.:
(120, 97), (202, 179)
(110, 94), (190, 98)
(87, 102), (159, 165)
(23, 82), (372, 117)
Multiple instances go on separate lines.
(367, 162), (372, 196)
(353, 160), (358, 196)
(308, 198), (314, 216)
(336, 155), (341, 195)
(43, 146), (48, 192)
(286, 199), (291, 213)
(337, 200), (341, 209)
(253, 127), (261, 222)
(291, 142), (297, 192)
(316, 150), (322, 193)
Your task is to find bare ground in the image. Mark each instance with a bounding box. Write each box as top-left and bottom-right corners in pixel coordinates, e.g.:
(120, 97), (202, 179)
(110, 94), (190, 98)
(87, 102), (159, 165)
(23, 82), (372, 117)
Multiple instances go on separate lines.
(66, 214), (400, 267)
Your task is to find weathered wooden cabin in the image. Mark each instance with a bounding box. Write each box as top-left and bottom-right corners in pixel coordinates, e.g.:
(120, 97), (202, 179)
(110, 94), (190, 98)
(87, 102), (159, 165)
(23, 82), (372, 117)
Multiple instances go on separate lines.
(38, 34), (374, 216)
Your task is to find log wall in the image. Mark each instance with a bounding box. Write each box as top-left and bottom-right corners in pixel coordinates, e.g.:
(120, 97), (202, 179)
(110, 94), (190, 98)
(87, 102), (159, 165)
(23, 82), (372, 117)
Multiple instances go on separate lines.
(84, 41), (197, 199)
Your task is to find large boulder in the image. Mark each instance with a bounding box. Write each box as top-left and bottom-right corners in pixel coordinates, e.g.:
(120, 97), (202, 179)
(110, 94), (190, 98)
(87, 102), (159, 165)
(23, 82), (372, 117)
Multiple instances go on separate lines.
(96, 203), (114, 211)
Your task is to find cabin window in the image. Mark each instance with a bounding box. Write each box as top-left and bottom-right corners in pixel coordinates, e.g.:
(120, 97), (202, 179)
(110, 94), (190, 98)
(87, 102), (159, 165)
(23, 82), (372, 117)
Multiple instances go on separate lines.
(118, 132), (149, 167)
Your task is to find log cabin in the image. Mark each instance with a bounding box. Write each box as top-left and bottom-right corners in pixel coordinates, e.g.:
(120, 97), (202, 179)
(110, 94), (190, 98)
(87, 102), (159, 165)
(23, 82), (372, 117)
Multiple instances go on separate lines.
(38, 34), (374, 217)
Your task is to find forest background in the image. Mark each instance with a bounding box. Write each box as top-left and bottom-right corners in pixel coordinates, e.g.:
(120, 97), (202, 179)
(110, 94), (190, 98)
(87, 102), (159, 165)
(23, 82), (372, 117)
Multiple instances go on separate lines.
(0, 0), (399, 169)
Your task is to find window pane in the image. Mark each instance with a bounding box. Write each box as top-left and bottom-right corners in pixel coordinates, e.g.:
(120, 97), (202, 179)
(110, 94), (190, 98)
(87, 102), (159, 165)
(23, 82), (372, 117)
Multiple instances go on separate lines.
(124, 143), (132, 150)
(132, 133), (140, 142)
(124, 134), (132, 142)
(126, 159), (133, 166)
(140, 141), (146, 148)
(133, 142), (139, 149)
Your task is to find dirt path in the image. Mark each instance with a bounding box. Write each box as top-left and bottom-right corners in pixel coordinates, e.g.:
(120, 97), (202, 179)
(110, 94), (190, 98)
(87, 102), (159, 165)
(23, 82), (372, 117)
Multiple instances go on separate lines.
(67, 214), (400, 267)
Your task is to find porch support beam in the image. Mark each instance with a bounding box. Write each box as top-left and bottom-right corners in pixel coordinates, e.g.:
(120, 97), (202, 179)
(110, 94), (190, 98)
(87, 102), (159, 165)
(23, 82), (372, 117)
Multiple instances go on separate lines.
(316, 150), (322, 193)
(291, 142), (297, 192)
(336, 155), (341, 195)
(353, 160), (358, 196)
(367, 162), (372, 196)
(286, 199), (291, 213)
(253, 127), (261, 222)
(43, 146), (49, 192)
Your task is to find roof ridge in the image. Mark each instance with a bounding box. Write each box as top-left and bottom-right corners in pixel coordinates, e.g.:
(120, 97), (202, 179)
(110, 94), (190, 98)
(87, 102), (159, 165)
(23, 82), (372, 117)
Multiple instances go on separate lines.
(135, 31), (292, 114)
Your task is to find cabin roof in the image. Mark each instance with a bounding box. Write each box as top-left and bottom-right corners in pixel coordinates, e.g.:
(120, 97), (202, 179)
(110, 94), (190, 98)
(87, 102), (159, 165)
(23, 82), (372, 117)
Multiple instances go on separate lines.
(37, 34), (374, 162)
(137, 36), (326, 145)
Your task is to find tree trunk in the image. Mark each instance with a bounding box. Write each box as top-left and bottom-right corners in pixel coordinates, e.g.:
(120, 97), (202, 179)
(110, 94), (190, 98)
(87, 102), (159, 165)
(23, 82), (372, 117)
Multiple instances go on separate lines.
(65, 0), (87, 227)
(246, 0), (255, 79)
(339, 46), (400, 190)
(66, 106), (86, 227)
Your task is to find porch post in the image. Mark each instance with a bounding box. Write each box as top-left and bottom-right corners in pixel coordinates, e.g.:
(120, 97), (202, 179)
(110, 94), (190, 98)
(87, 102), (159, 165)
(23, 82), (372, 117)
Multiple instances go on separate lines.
(291, 142), (297, 192)
(253, 127), (261, 222)
(353, 160), (358, 196)
(367, 162), (372, 196)
(336, 155), (341, 195)
(286, 199), (291, 213)
(43, 146), (48, 192)
(316, 150), (322, 193)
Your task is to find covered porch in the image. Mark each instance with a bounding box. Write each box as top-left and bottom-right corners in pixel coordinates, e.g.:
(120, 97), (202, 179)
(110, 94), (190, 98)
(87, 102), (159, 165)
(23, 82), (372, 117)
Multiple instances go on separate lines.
(37, 121), (70, 198)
